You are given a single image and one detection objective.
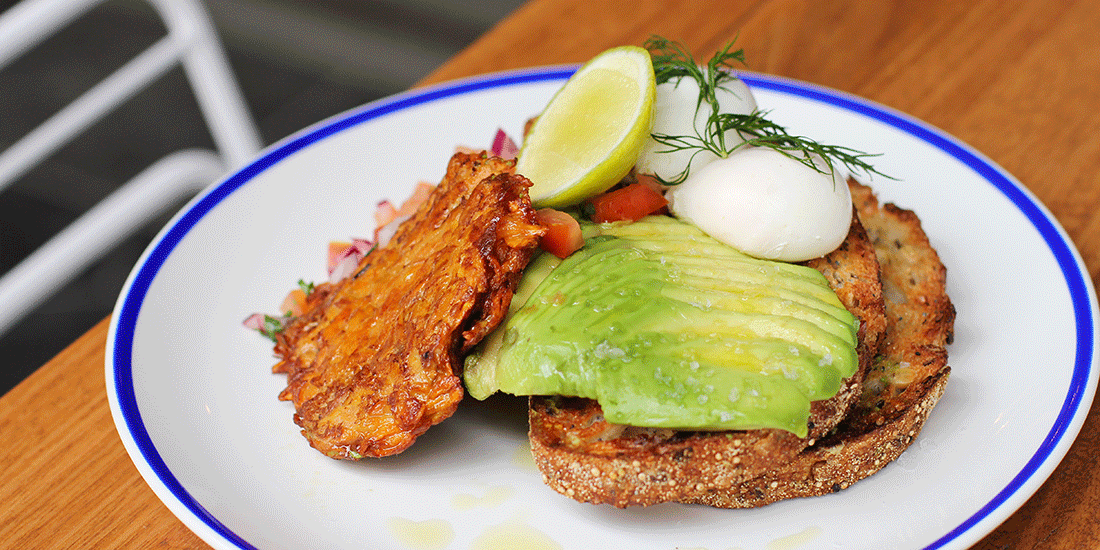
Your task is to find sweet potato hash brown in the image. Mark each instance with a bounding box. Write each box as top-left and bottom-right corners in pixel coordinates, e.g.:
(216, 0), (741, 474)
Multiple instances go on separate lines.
(272, 152), (545, 459)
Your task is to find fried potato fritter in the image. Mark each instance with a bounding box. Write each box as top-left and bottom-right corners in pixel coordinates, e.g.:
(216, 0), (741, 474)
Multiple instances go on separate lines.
(273, 153), (545, 459)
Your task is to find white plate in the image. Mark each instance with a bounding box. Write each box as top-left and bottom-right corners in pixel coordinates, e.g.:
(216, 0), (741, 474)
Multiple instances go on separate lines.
(107, 67), (1099, 550)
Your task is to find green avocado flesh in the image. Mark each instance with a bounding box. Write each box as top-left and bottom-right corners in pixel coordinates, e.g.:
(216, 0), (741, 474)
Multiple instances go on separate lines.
(463, 215), (858, 437)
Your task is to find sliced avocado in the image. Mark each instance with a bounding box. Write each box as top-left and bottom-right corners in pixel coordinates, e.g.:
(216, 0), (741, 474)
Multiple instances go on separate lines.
(465, 251), (561, 400)
(464, 216), (858, 437)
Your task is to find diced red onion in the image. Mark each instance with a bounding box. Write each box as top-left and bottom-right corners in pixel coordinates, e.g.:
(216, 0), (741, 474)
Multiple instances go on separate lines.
(242, 313), (266, 330)
(349, 238), (373, 255)
(327, 237), (374, 283)
(374, 214), (410, 248)
(491, 128), (519, 160)
(328, 254), (359, 283)
(375, 200), (398, 229)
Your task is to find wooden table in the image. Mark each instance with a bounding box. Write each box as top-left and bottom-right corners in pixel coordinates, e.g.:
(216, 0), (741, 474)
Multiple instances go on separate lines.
(2, 0), (1098, 547)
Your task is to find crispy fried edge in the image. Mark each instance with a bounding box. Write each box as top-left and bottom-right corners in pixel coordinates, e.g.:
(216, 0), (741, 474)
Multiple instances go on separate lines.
(272, 153), (544, 459)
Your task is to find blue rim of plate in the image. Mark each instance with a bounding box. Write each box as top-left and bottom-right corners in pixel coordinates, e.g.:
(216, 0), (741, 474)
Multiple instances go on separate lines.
(110, 67), (1097, 550)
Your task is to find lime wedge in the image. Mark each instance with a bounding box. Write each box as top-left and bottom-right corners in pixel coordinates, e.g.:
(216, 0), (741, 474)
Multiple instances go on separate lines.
(516, 46), (656, 208)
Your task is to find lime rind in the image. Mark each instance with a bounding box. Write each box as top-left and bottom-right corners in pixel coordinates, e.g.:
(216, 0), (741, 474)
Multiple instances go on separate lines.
(516, 45), (656, 208)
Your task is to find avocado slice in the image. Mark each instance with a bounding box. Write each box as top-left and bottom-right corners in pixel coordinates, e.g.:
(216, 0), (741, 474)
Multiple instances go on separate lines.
(464, 216), (858, 437)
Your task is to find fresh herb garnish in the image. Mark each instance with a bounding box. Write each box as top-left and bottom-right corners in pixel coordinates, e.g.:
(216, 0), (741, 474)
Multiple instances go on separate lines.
(257, 314), (290, 342)
(298, 279), (316, 295)
(644, 36), (891, 185)
(648, 36), (745, 89)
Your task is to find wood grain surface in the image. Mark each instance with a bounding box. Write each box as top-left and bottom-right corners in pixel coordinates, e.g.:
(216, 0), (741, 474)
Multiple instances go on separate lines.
(2, 0), (1098, 548)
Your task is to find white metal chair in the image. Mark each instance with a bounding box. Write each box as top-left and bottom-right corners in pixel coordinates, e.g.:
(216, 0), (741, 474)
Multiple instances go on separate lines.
(0, 0), (262, 337)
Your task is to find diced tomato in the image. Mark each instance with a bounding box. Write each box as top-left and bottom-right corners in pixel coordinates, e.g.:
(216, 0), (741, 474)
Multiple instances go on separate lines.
(280, 288), (308, 317)
(374, 182), (435, 246)
(634, 172), (666, 194)
(327, 241), (352, 273)
(397, 181), (435, 217)
(374, 201), (398, 229)
(535, 208), (585, 259)
(375, 182), (433, 228)
(588, 182), (669, 223)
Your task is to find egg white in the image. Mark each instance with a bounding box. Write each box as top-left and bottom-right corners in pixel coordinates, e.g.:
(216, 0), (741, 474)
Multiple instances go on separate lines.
(635, 75), (757, 183)
(666, 148), (852, 262)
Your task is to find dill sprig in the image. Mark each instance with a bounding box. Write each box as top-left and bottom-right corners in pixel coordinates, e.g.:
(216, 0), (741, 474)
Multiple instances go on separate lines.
(297, 279), (316, 295)
(654, 110), (890, 183)
(257, 314), (290, 342)
(647, 36), (745, 88)
(644, 36), (891, 184)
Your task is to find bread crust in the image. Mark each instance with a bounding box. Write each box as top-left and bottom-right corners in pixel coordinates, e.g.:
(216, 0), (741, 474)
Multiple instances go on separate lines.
(529, 180), (954, 508)
(530, 396), (812, 506)
(803, 204), (888, 438)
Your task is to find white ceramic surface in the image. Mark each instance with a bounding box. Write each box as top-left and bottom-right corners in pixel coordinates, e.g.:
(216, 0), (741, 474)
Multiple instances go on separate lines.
(106, 67), (1099, 550)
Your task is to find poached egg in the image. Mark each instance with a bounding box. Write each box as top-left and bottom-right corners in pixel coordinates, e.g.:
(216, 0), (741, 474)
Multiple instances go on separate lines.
(665, 147), (853, 262)
(635, 74), (757, 183)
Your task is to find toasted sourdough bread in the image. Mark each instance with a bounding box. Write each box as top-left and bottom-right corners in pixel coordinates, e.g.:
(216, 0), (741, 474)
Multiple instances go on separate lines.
(528, 180), (954, 508)
(526, 179), (887, 506)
